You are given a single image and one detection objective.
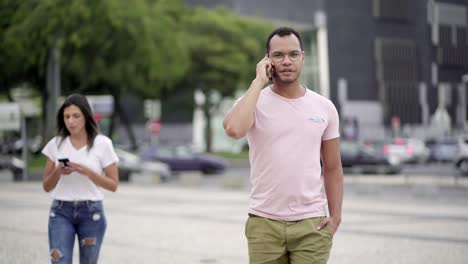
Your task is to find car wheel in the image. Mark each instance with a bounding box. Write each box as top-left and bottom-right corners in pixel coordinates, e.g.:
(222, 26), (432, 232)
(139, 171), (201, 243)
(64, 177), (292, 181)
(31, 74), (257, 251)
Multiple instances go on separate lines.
(13, 170), (23, 182)
(459, 160), (468, 175)
(202, 167), (216, 175)
(160, 175), (170, 182)
(375, 166), (389, 175)
(120, 172), (130, 182)
(386, 166), (402, 175)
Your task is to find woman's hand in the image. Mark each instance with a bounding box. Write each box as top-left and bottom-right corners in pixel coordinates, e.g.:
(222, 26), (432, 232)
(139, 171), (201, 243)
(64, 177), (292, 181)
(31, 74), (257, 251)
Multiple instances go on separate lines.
(56, 163), (73, 175)
(68, 161), (118, 192)
(68, 162), (94, 178)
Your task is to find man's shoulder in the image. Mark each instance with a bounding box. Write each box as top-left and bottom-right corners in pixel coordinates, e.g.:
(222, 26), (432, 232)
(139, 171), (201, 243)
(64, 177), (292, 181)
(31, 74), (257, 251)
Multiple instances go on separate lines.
(306, 89), (336, 108)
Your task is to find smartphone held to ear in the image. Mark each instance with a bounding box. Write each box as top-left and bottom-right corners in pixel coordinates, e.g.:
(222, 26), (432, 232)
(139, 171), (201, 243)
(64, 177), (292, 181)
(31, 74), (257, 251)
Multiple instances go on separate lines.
(58, 158), (70, 167)
(266, 65), (274, 80)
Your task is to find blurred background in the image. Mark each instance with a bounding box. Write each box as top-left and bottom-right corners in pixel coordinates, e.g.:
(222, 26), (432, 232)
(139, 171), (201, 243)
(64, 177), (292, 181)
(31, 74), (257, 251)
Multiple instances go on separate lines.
(1, 0), (467, 181)
(1, 1), (468, 263)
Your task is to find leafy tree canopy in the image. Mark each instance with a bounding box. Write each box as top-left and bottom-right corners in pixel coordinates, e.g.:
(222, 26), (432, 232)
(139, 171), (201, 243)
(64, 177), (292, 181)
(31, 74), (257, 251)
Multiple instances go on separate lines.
(1, 0), (191, 97)
(184, 7), (272, 97)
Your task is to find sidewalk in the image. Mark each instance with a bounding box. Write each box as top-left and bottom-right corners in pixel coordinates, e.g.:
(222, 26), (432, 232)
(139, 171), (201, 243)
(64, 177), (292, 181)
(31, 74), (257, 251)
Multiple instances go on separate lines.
(1, 182), (467, 264)
(344, 174), (468, 189)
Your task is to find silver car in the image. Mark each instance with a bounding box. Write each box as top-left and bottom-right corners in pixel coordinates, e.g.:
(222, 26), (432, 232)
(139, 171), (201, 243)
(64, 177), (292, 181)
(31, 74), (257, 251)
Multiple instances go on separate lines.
(455, 135), (468, 175)
(115, 148), (171, 182)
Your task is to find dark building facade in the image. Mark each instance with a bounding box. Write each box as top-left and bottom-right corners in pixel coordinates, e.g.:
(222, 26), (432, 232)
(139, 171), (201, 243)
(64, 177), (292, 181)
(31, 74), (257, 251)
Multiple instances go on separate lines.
(327, 0), (468, 127)
(186, 0), (468, 131)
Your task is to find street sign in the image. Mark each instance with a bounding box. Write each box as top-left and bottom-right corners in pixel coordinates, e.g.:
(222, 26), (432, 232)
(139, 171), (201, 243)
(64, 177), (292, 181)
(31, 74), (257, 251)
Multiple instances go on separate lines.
(149, 119), (161, 135)
(144, 100), (161, 120)
(0, 103), (21, 131)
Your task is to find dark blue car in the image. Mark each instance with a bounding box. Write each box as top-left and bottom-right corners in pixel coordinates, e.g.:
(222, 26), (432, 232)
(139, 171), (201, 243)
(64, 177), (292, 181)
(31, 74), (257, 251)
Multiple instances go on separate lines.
(140, 145), (226, 174)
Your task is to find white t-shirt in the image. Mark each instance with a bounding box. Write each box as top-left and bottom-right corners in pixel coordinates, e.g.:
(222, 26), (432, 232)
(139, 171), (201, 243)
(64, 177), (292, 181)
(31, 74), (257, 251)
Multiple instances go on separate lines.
(246, 86), (340, 221)
(41, 134), (119, 201)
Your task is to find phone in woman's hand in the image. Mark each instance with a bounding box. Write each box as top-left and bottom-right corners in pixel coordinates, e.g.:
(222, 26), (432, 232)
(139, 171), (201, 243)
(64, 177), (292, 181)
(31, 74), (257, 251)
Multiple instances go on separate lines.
(58, 158), (70, 167)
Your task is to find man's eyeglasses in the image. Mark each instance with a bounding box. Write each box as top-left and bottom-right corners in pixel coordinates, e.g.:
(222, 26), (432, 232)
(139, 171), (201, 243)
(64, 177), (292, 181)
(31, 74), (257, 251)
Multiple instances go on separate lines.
(269, 50), (303, 63)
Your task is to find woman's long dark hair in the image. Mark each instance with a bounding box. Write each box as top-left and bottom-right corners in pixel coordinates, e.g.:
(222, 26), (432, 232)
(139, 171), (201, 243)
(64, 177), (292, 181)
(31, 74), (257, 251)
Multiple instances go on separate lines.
(56, 94), (99, 150)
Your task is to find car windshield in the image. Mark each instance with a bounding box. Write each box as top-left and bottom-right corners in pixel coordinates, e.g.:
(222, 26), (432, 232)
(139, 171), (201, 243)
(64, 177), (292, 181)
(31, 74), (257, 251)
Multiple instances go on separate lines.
(153, 145), (197, 158)
(361, 144), (378, 156)
(174, 146), (193, 158)
(340, 142), (360, 155)
(115, 149), (139, 162)
(157, 147), (173, 158)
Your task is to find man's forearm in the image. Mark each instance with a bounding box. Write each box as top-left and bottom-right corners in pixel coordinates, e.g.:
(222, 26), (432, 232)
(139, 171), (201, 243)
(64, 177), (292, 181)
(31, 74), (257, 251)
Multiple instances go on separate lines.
(324, 167), (344, 222)
(223, 78), (265, 139)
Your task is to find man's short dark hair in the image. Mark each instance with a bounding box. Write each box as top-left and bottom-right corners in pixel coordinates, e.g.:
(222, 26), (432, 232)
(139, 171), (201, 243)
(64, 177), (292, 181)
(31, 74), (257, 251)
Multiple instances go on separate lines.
(266, 27), (304, 54)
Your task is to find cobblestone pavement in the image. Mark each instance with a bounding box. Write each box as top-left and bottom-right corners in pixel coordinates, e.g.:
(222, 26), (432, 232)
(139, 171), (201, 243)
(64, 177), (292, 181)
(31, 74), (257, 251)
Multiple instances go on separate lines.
(1, 172), (468, 264)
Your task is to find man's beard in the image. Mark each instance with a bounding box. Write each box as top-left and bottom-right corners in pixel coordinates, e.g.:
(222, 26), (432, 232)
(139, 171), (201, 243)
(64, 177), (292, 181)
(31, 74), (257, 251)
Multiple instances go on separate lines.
(276, 75), (297, 84)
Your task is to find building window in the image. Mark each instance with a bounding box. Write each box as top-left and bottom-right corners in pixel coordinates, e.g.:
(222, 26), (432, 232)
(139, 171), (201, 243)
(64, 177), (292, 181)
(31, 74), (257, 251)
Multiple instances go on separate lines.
(375, 38), (420, 124)
(373, 0), (411, 21)
(375, 38), (417, 82)
(438, 25), (452, 46)
(457, 26), (467, 46)
(437, 25), (468, 66)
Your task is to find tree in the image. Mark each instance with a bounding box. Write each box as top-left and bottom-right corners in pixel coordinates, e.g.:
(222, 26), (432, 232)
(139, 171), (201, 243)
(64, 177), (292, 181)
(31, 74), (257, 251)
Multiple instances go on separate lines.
(0, 0), (45, 101)
(183, 8), (271, 152)
(1, 0), (191, 149)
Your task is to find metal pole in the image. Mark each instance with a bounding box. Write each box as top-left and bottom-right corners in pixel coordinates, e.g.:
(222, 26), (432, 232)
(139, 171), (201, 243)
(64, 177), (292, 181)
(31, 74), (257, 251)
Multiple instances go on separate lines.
(21, 115), (28, 181)
(45, 41), (61, 140)
(418, 82), (429, 126)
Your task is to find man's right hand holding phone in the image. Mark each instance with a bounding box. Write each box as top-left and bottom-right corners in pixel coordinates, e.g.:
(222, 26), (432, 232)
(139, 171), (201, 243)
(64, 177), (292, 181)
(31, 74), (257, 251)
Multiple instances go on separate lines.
(255, 55), (274, 86)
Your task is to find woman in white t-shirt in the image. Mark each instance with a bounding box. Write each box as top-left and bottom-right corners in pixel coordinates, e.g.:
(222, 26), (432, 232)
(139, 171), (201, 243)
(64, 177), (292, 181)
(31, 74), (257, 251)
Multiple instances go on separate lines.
(42, 94), (119, 264)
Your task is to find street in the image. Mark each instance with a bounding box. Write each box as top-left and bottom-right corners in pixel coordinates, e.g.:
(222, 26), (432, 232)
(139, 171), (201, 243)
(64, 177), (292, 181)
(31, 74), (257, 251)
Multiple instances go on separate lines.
(1, 168), (468, 264)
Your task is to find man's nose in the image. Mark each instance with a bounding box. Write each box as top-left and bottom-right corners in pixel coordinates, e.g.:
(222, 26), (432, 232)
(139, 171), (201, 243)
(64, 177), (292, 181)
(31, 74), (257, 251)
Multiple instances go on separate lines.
(282, 55), (293, 64)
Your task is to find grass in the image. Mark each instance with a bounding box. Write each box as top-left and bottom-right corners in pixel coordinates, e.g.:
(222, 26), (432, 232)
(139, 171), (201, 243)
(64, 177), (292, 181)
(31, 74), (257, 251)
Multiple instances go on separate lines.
(28, 154), (46, 170)
(214, 151), (249, 159)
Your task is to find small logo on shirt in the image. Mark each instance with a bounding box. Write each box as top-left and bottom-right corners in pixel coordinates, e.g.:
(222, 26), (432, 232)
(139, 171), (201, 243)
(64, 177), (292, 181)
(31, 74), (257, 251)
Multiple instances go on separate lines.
(308, 116), (325, 123)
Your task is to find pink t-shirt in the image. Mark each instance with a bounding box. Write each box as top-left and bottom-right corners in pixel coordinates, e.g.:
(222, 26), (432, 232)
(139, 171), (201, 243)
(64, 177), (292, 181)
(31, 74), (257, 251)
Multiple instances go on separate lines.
(247, 86), (340, 221)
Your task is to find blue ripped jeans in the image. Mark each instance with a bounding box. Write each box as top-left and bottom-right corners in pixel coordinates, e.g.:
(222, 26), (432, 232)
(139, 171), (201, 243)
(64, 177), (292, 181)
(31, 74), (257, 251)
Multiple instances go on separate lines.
(48, 200), (107, 264)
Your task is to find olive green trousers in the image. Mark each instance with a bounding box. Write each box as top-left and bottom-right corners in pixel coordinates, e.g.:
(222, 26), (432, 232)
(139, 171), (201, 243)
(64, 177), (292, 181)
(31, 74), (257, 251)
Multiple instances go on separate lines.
(245, 215), (334, 264)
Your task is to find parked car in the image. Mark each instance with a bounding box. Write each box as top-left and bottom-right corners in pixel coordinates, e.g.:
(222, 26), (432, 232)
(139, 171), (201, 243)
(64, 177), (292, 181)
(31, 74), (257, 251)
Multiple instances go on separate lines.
(1, 136), (42, 155)
(340, 141), (402, 174)
(426, 137), (459, 163)
(0, 155), (25, 181)
(375, 138), (412, 164)
(140, 145), (227, 175)
(404, 138), (430, 163)
(115, 148), (171, 182)
(454, 135), (468, 175)
(381, 137), (430, 164)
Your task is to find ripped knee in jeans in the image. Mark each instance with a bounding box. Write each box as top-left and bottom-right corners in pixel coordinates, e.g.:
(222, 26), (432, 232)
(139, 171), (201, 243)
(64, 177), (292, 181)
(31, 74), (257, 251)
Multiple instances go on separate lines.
(80, 237), (96, 246)
(50, 248), (62, 262)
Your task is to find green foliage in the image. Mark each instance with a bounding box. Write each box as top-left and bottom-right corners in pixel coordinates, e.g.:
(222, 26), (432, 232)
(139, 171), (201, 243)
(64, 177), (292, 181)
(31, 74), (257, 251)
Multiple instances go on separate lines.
(61, 0), (191, 97)
(184, 8), (272, 96)
(214, 151), (249, 159)
(0, 0), (41, 88)
(28, 153), (47, 170)
(1, 0), (271, 101)
(1, 0), (191, 97)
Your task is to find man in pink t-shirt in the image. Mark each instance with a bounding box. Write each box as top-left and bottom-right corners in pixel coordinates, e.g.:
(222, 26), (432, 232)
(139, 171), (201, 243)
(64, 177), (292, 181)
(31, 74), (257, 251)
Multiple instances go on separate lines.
(223, 27), (343, 264)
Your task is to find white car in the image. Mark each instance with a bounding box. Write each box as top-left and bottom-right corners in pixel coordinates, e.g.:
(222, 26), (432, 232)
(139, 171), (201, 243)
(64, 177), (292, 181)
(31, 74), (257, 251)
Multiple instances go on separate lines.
(115, 148), (171, 182)
(455, 135), (468, 175)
